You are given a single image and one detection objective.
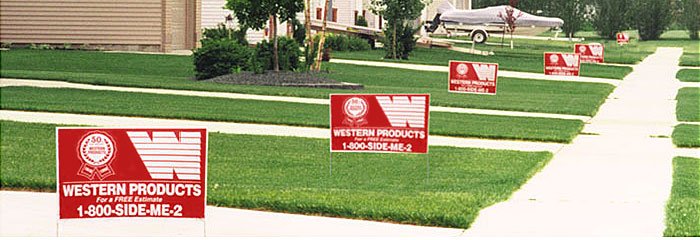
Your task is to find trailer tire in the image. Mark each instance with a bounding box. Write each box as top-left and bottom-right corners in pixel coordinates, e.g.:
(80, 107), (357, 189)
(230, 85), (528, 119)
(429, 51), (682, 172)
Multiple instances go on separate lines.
(471, 30), (488, 44)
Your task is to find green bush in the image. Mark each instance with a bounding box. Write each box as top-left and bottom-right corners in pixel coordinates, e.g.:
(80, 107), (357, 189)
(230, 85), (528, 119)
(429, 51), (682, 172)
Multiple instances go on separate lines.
(592, 0), (633, 40)
(355, 15), (368, 27)
(382, 23), (417, 59)
(633, 0), (672, 40)
(291, 18), (306, 45)
(202, 23), (248, 46)
(323, 34), (370, 52)
(193, 38), (251, 80)
(254, 37), (301, 71)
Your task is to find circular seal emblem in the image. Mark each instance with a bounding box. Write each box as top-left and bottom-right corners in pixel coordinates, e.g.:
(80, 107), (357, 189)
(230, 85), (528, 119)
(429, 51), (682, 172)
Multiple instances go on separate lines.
(456, 63), (469, 75)
(578, 45), (587, 54)
(77, 131), (116, 180)
(549, 54), (559, 63)
(80, 132), (115, 166)
(343, 97), (368, 119)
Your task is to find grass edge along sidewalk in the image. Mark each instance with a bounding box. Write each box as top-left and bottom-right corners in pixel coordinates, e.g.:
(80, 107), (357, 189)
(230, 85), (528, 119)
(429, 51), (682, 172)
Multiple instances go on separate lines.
(664, 156), (700, 237)
(0, 120), (553, 229)
(672, 124), (700, 148)
(0, 86), (585, 143)
(676, 69), (700, 83)
(0, 49), (615, 116)
(676, 87), (700, 122)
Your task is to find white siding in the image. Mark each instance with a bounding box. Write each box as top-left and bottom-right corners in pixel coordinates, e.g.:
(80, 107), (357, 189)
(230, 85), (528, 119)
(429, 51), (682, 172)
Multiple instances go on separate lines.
(201, 0), (232, 28)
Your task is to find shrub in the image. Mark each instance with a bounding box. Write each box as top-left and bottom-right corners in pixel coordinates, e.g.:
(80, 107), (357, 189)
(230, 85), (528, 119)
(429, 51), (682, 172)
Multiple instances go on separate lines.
(679, 0), (700, 40)
(633, 0), (672, 40)
(322, 34), (370, 52)
(291, 18), (306, 45)
(202, 23), (248, 46)
(193, 38), (251, 80)
(592, 0), (633, 40)
(254, 37), (301, 71)
(381, 23), (417, 59)
(355, 15), (368, 27)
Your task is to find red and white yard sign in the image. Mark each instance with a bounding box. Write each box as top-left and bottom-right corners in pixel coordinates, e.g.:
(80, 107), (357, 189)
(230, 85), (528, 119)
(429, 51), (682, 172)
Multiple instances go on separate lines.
(57, 128), (207, 219)
(575, 43), (604, 63)
(330, 94), (430, 154)
(448, 61), (499, 95)
(544, 52), (580, 76)
(617, 32), (630, 45)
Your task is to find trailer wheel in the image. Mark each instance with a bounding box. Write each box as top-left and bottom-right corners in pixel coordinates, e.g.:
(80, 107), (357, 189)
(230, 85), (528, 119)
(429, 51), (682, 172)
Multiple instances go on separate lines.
(471, 30), (488, 44)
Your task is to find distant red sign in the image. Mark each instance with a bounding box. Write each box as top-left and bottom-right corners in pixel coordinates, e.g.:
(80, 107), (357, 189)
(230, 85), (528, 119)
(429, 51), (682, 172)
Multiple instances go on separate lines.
(575, 43), (604, 63)
(617, 32), (630, 45)
(330, 94), (430, 154)
(57, 128), (207, 219)
(544, 52), (580, 76)
(448, 61), (499, 95)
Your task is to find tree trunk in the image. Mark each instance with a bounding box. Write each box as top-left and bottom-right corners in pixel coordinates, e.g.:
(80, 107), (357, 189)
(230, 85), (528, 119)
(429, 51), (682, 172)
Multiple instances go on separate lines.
(392, 21), (397, 59)
(313, 0), (330, 71)
(272, 15), (280, 72)
(304, 0), (313, 70)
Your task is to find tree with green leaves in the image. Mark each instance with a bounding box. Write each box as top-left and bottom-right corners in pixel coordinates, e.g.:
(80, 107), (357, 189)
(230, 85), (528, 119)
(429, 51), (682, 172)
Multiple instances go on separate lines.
(369, 0), (426, 59)
(226, 0), (303, 72)
(549, 0), (588, 38)
(678, 0), (699, 40)
(632, 0), (672, 40)
(591, 0), (633, 40)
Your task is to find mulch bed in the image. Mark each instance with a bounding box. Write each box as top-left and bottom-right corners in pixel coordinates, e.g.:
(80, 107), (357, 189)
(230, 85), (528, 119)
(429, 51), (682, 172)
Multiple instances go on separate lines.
(203, 71), (364, 90)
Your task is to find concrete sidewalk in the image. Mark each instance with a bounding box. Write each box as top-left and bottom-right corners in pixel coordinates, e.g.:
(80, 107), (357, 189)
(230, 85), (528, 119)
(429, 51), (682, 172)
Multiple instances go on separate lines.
(0, 110), (565, 152)
(330, 58), (622, 86)
(465, 47), (686, 237)
(0, 191), (464, 237)
(0, 78), (590, 121)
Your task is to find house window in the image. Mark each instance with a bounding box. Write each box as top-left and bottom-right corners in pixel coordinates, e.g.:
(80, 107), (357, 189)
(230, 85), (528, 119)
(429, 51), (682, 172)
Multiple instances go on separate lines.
(354, 10), (358, 24)
(332, 8), (338, 22)
(378, 16), (383, 29)
(362, 10), (366, 18)
(316, 8), (322, 20)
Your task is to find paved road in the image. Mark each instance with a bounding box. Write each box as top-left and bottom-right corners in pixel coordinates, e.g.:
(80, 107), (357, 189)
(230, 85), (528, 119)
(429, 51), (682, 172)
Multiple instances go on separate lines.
(0, 191), (464, 237)
(0, 110), (565, 152)
(0, 78), (591, 121)
(465, 47), (688, 236)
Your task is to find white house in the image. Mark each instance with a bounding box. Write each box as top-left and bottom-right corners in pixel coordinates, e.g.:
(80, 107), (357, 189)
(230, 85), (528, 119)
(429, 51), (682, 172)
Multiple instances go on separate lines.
(200, 0), (471, 44)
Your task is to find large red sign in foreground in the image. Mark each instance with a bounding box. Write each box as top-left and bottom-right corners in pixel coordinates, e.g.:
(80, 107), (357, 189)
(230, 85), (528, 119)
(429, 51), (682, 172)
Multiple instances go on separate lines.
(544, 52), (580, 76)
(574, 43), (604, 63)
(448, 61), (499, 95)
(330, 94), (430, 154)
(57, 128), (207, 219)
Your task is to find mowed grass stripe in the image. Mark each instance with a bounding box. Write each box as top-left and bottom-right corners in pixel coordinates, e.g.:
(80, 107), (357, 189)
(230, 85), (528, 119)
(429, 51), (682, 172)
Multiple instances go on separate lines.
(677, 69), (700, 82)
(332, 47), (633, 80)
(0, 87), (584, 143)
(664, 157), (700, 237)
(673, 124), (700, 148)
(677, 87), (700, 122)
(0, 50), (615, 116)
(0, 120), (553, 228)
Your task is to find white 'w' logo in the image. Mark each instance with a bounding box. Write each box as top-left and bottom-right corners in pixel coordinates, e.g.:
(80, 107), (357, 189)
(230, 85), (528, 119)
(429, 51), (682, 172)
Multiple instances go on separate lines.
(376, 96), (426, 128)
(562, 54), (579, 67)
(472, 64), (496, 81)
(589, 44), (603, 56)
(127, 131), (202, 180)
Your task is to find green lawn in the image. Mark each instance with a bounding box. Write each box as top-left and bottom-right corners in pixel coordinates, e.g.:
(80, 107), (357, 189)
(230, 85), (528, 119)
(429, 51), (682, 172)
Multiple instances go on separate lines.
(0, 49), (615, 116)
(677, 69), (700, 82)
(677, 88), (700, 122)
(665, 157), (700, 237)
(0, 86), (584, 143)
(673, 124), (700, 148)
(332, 47), (632, 79)
(0, 120), (552, 229)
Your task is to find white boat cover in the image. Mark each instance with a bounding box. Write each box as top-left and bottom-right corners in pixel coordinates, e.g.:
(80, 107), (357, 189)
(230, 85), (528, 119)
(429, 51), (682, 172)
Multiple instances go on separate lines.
(437, 0), (563, 27)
